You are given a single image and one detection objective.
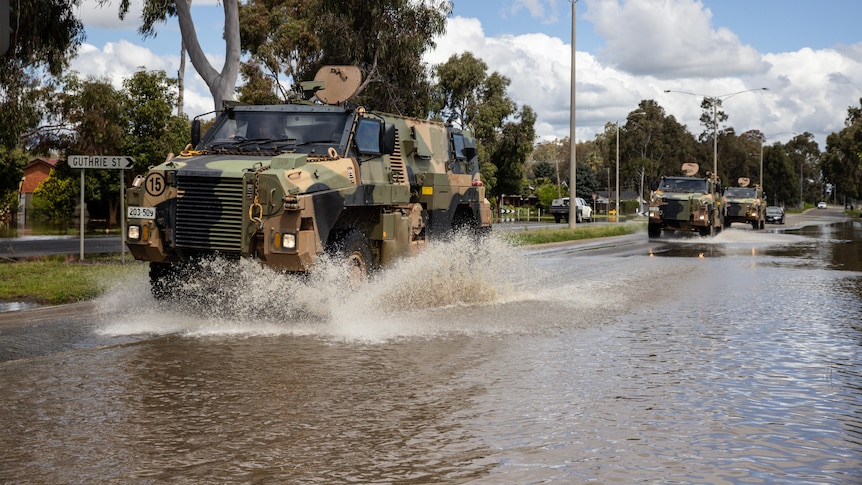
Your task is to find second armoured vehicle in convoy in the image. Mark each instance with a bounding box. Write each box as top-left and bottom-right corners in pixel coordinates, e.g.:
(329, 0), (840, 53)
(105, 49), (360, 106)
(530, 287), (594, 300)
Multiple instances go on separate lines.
(125, 66), (492, 297)
(648, 163), (723, 238)
(723, 178), (766, 229)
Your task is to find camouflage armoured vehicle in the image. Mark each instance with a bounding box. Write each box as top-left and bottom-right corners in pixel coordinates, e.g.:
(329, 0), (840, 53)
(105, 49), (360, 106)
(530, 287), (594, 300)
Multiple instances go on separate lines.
(648, 163), (724, 238)
(125, 66), (492, 297)
(723, 178), (766, 230)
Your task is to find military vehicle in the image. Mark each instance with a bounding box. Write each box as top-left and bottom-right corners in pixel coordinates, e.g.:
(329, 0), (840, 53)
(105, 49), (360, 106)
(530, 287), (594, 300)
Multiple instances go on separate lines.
(723, 177), (766, 230)
(647, 163), (723, 238)
(125, 66), (492, 297)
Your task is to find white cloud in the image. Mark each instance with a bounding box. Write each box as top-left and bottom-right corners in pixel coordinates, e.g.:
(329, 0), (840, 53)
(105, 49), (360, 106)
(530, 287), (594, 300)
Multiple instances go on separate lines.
(76, 0), (143, 30)
(584, 0), (768, 78)
(69, 40), (217, 117)
(426, 2), (862, 148)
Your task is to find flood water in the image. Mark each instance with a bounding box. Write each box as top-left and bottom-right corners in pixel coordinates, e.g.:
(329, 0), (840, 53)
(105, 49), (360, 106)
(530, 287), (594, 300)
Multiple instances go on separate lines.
(1, 220), (861, 483)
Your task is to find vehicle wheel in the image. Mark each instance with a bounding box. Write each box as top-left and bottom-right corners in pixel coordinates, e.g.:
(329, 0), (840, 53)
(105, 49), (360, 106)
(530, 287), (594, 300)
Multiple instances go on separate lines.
(554, 215), (561, 223)
(648, 223), (662, 238)
(329, 229), (372, 286)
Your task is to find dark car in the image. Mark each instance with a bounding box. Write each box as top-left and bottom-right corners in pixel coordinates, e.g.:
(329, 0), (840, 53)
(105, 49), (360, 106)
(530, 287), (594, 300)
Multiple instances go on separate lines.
(765, 206), (785, 224)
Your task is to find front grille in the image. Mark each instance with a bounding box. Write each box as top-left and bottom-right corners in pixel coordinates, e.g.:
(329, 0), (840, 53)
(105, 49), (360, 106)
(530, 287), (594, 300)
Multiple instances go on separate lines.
(175, 175), (244, 253)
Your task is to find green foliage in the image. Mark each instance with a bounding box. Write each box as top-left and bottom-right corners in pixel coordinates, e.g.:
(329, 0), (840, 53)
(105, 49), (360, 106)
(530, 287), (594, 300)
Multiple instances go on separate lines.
(432, 52), (489, 127)
(762, 143), (799, 207)
(121, 69), (190, 175)
(0, 147), (28, 196)
(821, 99), (862, 201)
(536, 183), (565, 208)
(0, 0), (85, 154)
(239, 0), (449, 117)
(1, 189), (18, 219)
(493, 105), (536, 196)
(32, 169), (78, 224)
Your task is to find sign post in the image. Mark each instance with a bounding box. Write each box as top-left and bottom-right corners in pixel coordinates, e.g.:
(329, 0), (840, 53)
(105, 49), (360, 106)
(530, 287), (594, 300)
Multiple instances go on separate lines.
(68, 155), (135, 262)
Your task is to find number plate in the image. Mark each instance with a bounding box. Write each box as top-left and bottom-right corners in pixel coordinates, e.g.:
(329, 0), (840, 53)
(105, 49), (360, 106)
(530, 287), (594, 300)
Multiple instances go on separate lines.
(128, 206), (156, 219)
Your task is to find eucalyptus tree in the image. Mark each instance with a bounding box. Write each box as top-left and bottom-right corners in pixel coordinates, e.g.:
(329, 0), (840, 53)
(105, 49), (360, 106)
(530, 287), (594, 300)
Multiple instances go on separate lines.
(432, 52), (537, 199)
(821, 100), (862, 203)
(109, 0), (241, 111)
(0, 0), (85, 201)
(238, 0), (449, 117)
(786, 132), (822, 205)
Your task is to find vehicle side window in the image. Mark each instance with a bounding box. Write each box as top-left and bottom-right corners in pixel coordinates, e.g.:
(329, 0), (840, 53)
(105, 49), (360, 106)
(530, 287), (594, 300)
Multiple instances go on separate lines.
(355, 118), (382, 155)
(452, 133), (467, 160)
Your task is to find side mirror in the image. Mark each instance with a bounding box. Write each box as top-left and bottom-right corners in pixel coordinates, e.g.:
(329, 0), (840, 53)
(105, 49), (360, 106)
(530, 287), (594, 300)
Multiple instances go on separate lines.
(463, 146), (477, 160)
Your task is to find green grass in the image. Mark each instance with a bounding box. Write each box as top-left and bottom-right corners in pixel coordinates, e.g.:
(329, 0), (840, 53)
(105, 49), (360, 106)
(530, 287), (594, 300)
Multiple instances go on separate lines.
(0, 256), (147, 305)
(502, 222), (645, 246)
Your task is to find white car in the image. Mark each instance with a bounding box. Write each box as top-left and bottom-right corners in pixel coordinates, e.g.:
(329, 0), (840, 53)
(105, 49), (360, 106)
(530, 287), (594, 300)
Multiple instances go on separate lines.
(817, 201), (827, 209)
(574, 197), (592, 222)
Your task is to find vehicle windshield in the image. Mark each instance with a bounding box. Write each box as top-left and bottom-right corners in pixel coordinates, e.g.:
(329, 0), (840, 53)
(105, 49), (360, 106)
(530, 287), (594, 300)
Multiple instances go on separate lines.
(725, 187), (757, 198)
(201, 110), (350, 153)
(766, 207), (783, 214)
(658, 178), (708, 192)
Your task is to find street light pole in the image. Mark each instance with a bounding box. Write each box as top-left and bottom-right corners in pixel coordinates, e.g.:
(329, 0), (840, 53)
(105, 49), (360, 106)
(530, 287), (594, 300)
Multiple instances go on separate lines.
(664, 88), (768, 178)
(615, 121), (619, 221)
(568, 0), (578, 229)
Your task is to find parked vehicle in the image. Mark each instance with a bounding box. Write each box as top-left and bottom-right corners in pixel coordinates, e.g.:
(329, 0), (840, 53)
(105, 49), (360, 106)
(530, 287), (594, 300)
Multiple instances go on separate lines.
(549, 197), (592, 223)
(765, 206), (785, 224)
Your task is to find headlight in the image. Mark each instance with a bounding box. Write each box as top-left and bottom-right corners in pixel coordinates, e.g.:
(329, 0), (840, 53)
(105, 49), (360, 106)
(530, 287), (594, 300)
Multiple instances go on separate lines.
(271, 231), (297, 251)
(128, 225), (141, 241)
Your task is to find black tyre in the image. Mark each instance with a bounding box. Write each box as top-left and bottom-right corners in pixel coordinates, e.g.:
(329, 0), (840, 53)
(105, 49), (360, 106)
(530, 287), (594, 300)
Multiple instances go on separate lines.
(329, 229), (372, 286)
(648, 223), (662, 238)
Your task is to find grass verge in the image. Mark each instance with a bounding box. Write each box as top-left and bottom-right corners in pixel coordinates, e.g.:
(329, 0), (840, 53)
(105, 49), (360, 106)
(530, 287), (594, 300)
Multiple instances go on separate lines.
(502, 222), (645, 246)
(0, 255), (147, 306)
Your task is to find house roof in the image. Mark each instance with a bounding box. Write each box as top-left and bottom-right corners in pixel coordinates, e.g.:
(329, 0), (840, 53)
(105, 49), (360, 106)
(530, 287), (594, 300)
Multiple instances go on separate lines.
(24, 157), (59, 170)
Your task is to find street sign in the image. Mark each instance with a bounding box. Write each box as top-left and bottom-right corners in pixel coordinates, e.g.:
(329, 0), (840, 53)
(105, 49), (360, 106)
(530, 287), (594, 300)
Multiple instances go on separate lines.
(68, 155), (135, 169)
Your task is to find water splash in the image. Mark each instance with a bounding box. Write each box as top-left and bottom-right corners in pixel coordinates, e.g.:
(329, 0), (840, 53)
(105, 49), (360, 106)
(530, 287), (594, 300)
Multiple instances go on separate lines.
(96, 233), (539, 341)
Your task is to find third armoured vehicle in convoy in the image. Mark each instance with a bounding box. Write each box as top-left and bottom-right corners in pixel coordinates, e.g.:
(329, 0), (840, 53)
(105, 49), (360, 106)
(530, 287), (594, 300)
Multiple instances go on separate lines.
(125, 66), (492, 296)
(648, 163), (723, 238)
(723, 178), (766, 229)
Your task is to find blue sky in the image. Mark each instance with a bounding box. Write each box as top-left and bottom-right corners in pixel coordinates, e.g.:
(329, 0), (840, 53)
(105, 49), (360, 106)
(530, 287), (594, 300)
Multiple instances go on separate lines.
(74, 0), (862, 147)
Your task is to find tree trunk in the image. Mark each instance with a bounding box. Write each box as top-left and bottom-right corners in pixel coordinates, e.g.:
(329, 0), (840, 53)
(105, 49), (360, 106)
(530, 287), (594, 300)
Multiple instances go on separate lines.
(174, 0), (240, 111)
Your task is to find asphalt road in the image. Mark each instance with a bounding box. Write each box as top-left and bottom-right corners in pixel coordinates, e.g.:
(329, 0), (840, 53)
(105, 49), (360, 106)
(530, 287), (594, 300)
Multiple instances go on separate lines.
(0, 235), (124, 259)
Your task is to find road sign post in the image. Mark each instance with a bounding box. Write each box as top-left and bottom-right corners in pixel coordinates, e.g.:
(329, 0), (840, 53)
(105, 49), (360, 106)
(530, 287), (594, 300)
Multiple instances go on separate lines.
(68, 155), (135, 262)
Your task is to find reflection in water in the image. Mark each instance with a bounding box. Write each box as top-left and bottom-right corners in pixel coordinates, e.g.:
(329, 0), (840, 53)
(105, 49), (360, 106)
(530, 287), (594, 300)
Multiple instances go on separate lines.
(0, 225), (861, 482)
